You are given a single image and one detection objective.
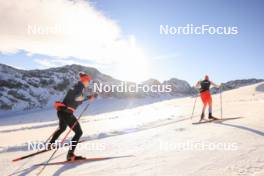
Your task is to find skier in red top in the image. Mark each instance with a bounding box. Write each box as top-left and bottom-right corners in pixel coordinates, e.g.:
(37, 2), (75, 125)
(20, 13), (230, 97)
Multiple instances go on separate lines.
(196, 75), (221, 122)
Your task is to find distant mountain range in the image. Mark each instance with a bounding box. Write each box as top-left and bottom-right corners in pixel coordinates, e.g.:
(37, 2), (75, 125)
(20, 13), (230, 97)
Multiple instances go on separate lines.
(0, 63), (263, 114)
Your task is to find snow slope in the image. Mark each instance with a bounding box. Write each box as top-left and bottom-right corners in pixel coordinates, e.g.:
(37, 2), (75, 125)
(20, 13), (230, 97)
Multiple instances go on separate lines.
(0, 83), (264, 176)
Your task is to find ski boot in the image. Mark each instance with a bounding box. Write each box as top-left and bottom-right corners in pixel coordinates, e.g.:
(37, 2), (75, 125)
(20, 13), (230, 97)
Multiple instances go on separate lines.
(199, 112), (205, 122)
(46, 143), (56, 150)
(208, 113), (218, 120)
(67, 152), (86, 161)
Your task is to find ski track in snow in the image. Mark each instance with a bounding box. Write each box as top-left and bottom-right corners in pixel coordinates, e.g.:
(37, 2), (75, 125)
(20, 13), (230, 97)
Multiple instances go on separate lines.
(0, 83), (264, 176)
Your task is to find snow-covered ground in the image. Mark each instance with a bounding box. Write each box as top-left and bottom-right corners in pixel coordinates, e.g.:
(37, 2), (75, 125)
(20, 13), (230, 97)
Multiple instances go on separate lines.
(0, 83), (264, 176)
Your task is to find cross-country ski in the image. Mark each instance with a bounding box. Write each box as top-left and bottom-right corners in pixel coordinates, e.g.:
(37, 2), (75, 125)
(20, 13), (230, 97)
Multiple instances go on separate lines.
(192, 117), (243, 125)
(35, 155), (134, 166)
(12, 140), (86, 162)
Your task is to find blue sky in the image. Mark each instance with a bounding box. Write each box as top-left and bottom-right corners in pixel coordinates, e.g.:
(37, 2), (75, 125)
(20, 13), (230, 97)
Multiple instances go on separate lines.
(0, 0), (263, 84)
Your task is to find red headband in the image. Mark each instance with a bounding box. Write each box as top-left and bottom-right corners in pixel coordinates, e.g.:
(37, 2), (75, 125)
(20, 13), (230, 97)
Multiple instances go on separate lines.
(80, 74), (92, 83)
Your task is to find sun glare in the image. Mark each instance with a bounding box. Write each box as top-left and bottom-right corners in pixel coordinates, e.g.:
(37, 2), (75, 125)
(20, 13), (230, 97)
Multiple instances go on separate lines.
(115, 47), (150, 83)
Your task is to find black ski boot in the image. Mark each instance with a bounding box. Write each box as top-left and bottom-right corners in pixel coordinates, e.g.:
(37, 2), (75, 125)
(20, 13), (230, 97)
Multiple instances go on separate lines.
(208, 113), (218, 120)
(46, 143), (56, 150)
(199, 112), (205, 122)
(67, 152), (86, 161)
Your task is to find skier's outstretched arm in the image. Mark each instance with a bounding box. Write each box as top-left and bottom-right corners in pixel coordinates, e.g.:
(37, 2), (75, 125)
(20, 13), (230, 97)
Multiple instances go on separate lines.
(210, 81), (221, 88)
(87, 93), (98, 102)
(82, 93), (98, 102)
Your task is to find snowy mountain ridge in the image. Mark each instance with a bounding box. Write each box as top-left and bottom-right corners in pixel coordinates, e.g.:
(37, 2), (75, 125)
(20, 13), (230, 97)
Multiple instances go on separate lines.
(0, 64), (192, 114)
(0, 63), (262, 114)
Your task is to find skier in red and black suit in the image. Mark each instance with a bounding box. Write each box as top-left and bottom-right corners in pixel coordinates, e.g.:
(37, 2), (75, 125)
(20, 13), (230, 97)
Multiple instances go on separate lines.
(196, 75), (221, 122)
(50, 72), (97, 161)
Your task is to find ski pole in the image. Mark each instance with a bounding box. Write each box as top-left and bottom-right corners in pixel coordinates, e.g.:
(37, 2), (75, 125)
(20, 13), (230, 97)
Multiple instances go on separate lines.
(10, 125), (61, 176)
(220, 87), (223, 119)
(44, 127), (59, 144)
(191, 96), (198, 120)
(36, 103), (90, 176)
(12, 127), (58, 162)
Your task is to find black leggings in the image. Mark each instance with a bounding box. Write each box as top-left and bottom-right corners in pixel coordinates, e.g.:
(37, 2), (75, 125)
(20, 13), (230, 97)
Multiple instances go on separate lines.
(49, 110), (83, 154)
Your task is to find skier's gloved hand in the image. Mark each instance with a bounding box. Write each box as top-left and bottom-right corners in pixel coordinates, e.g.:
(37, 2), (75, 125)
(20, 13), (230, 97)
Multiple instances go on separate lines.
(93, 93), (98, 98)
(87, 93), (98, 101)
